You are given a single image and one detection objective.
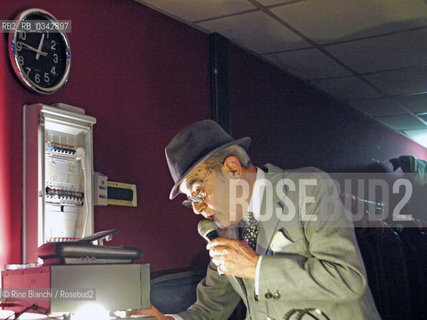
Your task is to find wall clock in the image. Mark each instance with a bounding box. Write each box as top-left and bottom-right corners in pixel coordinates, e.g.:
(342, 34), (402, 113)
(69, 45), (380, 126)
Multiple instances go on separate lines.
(8, 8), (71, 94)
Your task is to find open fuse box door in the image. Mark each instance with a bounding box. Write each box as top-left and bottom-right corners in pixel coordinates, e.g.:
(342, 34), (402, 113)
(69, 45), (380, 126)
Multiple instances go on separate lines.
(23, 104), (96, 264)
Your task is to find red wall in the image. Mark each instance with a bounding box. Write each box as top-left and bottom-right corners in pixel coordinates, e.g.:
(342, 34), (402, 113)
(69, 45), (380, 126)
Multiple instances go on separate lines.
(229, 45), (427, 172)
(0, 0), (210, 273)
(2, 0), (426, 276)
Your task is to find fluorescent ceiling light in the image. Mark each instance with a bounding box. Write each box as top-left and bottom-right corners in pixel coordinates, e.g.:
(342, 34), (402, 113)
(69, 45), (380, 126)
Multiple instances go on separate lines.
(403, 129), (427, 148)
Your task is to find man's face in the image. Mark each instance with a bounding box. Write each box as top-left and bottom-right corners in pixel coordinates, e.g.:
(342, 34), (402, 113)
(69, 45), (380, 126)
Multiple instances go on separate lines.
(179, 161), (247, 229)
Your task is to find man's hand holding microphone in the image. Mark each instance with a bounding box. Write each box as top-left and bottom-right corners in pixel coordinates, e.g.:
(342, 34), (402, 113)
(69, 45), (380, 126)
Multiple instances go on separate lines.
(133, 220), (259, 319)
(199, 219), (260, 279)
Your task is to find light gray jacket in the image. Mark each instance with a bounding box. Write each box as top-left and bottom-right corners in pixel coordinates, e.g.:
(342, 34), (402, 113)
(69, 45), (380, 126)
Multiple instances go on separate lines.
(178, 165), (381, 320)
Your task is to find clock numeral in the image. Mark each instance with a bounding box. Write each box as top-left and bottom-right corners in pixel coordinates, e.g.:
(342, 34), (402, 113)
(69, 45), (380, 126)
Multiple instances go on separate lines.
(44, 72), (50, 83)
(10, 9), (71, 94)
(19, 31), (26, 40)
(34, 73), (41, 84)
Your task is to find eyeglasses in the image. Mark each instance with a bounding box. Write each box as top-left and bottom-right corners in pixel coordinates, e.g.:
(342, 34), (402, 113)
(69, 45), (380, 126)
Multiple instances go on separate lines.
(181, 166), (213, 208)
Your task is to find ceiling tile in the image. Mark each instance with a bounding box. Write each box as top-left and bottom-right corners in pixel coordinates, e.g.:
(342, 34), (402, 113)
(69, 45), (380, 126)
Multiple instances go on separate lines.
(364, 65), (427, 96)
(265, 47), (352, 80)
(270, 0), (427, 44)
(135, 0), (256, 22)
(349, 98), (409, 117)
(196, 10), (310, 53)
(325, 28), (427, 74)
(393, 94), (427, 115)
(310, 77), (383, 100)
(375, 115), (426, 131)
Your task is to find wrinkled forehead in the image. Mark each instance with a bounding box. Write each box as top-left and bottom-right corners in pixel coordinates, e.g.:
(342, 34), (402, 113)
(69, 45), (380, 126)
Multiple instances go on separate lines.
(178, 162), (210, 194)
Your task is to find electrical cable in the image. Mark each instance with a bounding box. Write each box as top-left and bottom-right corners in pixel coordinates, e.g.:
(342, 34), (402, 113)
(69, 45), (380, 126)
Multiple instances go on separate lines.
(75, 147), (89, 238)
(4, 303), (48, 319)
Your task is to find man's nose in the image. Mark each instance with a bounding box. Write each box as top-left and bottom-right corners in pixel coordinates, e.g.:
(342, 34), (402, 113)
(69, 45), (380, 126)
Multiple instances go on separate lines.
(192, 202), (206, 216)
(192, 203), (202, 215)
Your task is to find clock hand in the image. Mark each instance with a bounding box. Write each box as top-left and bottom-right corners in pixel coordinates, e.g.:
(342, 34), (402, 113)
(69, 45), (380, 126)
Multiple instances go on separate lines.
(36, 33), (45, 60)
(18, 42), (48, 56)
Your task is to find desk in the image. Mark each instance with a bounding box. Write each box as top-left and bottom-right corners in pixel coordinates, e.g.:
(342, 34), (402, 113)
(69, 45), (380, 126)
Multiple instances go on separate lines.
(1, 264), (151, 316)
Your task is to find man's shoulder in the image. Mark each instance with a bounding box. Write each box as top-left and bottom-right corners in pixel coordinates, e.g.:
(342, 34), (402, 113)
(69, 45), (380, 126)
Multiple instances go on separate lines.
(262, 163), (325, 176)
(262, 164), (335, 187)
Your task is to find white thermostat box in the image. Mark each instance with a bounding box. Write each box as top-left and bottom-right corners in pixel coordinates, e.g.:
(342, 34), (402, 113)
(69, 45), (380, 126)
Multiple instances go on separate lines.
(93, 172), (108, 206)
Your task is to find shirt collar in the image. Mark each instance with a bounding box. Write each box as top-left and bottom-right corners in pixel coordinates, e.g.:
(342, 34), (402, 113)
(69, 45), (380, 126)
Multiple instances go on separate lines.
(246, 167), (265, 222)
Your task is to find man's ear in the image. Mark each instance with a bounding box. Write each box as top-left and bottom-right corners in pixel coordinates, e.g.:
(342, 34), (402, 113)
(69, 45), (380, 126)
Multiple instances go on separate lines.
(223, 156), (242, 176)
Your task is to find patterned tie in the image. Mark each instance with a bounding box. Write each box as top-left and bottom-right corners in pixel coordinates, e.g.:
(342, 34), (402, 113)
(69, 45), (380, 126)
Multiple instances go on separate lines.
(241, 212), (258, 250)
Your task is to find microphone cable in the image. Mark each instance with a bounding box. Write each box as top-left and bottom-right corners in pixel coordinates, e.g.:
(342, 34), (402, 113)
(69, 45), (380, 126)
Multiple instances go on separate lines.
(283, 308), (331, 320)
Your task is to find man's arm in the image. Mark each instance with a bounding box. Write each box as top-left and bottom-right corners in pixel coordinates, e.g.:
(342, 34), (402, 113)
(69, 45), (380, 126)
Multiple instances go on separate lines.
(133, 305), (174, 319)
(176, 261), (242, 320)
(133, 261), (241, 320)
(257, 170), (367, 302)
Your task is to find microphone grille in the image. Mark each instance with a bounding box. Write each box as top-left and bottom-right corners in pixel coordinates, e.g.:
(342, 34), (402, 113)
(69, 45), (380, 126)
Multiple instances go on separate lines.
(197, 219), (217, 237)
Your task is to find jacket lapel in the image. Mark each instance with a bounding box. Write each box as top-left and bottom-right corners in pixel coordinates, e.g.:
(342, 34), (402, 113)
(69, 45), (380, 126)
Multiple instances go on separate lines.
(256, 164), (287, 256)
(222, 165), (288, 300)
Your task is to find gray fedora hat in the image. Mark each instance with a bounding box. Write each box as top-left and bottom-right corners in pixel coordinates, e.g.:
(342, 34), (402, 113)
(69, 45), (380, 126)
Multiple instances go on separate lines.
(165, 120), (251, 199)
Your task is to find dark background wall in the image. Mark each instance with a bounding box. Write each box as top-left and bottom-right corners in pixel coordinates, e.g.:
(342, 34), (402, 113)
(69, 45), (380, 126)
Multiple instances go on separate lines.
(0, 0), (425, 274)
(229, 45), (427, 171)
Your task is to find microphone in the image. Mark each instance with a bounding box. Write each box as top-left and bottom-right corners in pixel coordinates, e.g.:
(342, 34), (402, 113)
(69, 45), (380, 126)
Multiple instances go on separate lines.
(198, 219), (219, 242)
(198, 219), (224, 275)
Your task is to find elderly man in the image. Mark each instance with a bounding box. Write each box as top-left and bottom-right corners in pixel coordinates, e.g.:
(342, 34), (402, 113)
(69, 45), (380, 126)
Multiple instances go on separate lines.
(137, 120), (381, 320)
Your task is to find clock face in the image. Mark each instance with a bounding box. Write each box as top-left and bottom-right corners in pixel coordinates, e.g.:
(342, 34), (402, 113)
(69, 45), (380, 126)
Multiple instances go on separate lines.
(8, 9), (71, 94)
